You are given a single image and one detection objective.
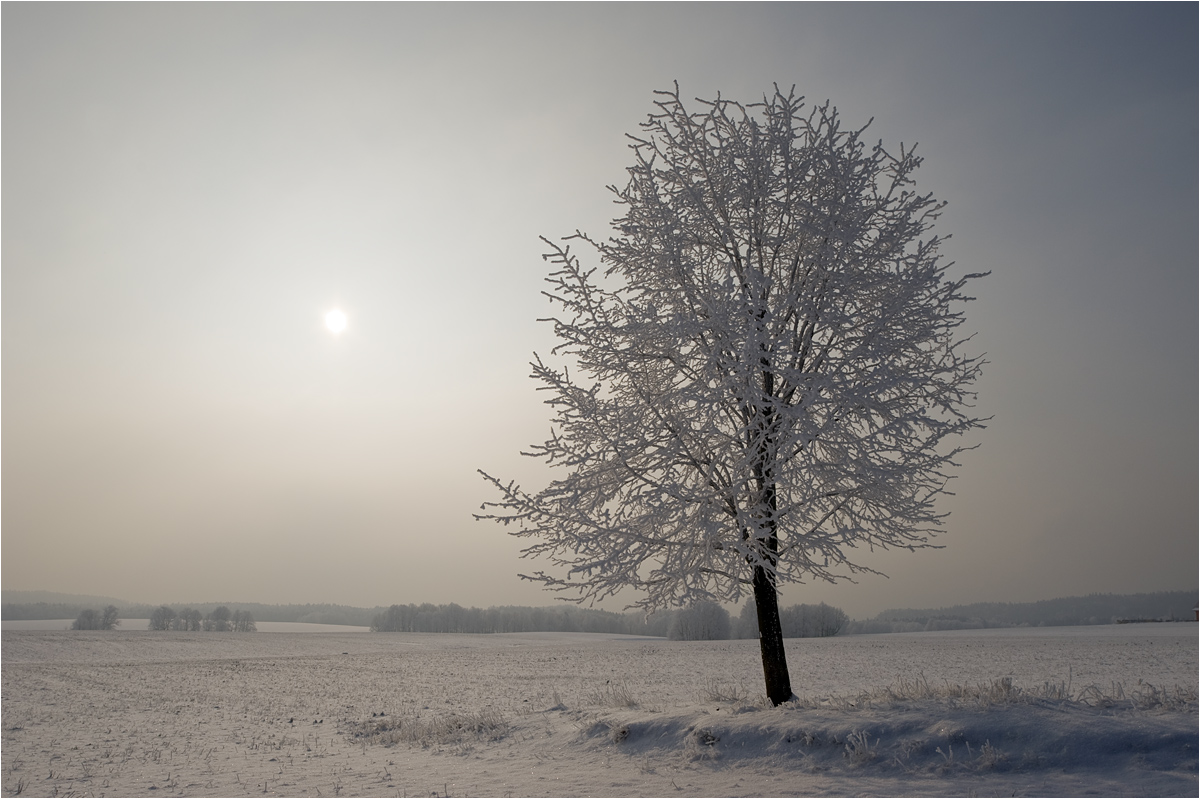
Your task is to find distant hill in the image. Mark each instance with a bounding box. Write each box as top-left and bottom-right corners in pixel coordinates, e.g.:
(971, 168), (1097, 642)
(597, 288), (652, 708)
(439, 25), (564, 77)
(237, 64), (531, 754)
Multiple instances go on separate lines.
(848, 590), (1197, 634)
(2, 590), (135, 622)
(2, 590), (132, 607)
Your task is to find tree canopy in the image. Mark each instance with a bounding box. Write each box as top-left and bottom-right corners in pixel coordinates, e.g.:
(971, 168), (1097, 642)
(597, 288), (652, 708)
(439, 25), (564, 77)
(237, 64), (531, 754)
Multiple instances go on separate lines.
(480, 84), (985, 703)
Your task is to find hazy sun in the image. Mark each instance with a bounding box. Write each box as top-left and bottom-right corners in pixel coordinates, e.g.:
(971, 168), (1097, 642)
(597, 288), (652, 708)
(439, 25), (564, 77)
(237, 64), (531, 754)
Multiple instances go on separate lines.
(325, 309), (348, 335)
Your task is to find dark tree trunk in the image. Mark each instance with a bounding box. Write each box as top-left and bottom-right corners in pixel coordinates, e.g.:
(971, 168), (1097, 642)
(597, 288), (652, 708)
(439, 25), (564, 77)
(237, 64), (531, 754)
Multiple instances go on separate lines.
(752, 565), (794, 705)
(750, 358), (793, 704)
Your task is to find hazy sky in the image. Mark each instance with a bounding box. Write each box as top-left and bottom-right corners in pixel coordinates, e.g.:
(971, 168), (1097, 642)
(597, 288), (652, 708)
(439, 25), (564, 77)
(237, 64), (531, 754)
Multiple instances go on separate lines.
(4, 3), (1196, 618)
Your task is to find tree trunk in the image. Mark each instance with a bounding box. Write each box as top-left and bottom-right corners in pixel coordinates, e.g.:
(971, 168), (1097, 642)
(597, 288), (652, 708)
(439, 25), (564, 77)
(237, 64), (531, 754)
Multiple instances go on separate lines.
(750, 358), (792, 704)
(753, 565), (794, 705)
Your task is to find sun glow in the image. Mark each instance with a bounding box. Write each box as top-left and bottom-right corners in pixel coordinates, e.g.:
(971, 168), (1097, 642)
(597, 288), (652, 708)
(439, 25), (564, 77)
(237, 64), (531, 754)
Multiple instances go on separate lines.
(325, 308), (348, 335)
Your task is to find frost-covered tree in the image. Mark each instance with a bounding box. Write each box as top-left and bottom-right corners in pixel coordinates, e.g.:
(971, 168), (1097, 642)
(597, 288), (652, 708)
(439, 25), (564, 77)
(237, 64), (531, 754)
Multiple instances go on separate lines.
(479, 84), (986, 705)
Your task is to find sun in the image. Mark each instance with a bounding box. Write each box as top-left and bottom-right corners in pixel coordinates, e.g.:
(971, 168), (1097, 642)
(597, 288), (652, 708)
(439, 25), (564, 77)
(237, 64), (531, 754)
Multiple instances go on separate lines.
(325, 308), (348, 335)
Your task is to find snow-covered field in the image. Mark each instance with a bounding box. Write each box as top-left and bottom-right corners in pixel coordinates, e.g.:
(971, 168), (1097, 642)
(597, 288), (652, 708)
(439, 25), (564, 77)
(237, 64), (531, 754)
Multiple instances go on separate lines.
(2, 624), (1195, 797)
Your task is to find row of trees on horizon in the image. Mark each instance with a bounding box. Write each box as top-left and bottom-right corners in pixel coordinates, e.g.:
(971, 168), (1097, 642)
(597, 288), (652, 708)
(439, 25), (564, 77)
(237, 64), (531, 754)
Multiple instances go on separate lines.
(368, 600), (848, 640)
(70, 605), (120, 630)
(69, 604), (258, 631)
(148, 605), (256, 632)
(12, 590), (1192, 634)
(2, 600), (373, 626)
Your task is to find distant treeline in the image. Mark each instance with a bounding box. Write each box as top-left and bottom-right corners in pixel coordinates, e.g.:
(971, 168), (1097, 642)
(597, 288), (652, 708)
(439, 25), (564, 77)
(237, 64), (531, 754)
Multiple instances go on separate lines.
(369, 600), (849, 639)
(7, 590), (1193, 635)
(60, 604), (257, 632)
(148, 605), (257, 632)
(134, 601), (375, 626)
(734, 600), (848, 639)
(847, 590), (1197, 634)
(2, 601), (377, 626)
(4, 602), (104, 621)
(371, 603), (649, 634)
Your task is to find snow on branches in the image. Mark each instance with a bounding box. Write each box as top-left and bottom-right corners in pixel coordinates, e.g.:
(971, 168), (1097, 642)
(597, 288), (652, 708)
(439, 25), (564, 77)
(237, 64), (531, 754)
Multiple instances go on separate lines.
(479, 84), (986, 613)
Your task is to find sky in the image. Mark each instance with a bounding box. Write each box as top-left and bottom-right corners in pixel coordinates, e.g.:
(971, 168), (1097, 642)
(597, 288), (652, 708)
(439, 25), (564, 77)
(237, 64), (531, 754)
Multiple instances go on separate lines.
(3, 3), (1196, 619)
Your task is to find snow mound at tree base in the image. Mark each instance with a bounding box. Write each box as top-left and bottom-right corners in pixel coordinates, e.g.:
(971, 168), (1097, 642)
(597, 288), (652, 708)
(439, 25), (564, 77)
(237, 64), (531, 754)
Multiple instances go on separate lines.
(575, 687), (1198, 784)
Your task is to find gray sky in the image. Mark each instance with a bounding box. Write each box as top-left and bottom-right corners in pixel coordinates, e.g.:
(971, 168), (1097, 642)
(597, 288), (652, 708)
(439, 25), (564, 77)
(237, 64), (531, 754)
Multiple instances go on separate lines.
(4, 3), (1196, 619)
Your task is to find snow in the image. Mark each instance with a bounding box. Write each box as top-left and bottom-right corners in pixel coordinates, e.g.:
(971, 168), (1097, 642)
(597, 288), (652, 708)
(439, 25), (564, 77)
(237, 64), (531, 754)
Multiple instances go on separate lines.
(2, 624), (1195, 796)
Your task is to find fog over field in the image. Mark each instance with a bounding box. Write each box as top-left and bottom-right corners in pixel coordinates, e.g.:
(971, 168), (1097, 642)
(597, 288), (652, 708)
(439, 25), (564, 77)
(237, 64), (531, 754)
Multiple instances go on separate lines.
(3, 6), (1196, 618)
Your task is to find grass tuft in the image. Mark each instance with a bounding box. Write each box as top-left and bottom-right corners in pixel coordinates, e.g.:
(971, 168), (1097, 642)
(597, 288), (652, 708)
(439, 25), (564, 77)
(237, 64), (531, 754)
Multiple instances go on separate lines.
(794, 676), (1197, 713)
(588, 681), (639, 708)
(699, 679), (749, 705)
(353, 708), (508, 748)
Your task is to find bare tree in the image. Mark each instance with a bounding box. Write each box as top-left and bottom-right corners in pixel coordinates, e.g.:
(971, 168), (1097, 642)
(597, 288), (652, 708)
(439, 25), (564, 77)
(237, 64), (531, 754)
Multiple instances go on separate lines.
(204, 606), (232, 632)
(175, 607), (203, 631)
(149, 606), (176, 631)
(231, 610), (257, 632)
(71, 609), (100, 630)
(479, 85), (985, 705)
(71, 605), (121, 631)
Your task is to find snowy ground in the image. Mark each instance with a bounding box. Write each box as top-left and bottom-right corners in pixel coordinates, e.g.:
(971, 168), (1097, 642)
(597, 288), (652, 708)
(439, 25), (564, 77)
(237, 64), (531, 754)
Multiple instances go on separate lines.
(2, 624), (1195, 797)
